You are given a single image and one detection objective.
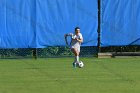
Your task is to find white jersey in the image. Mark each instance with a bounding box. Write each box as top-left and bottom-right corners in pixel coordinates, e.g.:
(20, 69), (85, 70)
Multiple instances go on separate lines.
(68, 33), (83, 52)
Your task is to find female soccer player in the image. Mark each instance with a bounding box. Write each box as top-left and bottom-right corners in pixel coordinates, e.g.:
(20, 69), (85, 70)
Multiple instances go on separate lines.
(64, 27), (83, 67)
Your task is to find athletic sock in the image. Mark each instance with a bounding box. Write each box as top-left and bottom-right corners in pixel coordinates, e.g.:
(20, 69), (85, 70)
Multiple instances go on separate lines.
(76, 56), (79, 62)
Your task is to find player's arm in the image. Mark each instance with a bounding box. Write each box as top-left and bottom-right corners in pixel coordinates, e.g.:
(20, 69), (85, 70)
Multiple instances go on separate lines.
(64, 34), (68, 45)
(77, 34), (83, 43)
(77, 38), (83, 43)
(64, 33), (74, 45)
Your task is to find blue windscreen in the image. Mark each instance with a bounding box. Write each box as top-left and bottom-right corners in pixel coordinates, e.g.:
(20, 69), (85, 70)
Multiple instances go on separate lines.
(0, 0), (98, 48)
(1, 0), (140, 48)
(101, 0), (140, 46)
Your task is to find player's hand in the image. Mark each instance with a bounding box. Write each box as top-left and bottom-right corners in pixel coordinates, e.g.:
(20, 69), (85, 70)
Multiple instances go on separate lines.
(75, 38), (79, 41)
(76, 38), (82, 42)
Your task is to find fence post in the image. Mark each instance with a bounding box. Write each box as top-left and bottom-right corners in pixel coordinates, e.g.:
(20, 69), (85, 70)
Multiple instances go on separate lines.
(33, 48), (37, 59)
(97, 0), (101, 53)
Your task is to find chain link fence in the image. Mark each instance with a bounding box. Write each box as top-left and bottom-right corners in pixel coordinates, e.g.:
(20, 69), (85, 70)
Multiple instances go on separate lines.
(101, 46), (140, 52)
(100, 46), (140, 57)
(0, 46), (98, 59)
(1, 46), (140, 59)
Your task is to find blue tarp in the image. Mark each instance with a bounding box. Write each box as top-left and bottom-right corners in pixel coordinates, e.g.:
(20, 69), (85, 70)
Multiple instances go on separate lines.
(0, 0), (98, 48)
(1, 0), (140, 48)
(101, 0), (140, 46)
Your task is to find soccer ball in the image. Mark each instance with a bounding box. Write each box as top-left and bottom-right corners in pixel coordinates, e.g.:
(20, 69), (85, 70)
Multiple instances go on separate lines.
(78, 61), (84, 68)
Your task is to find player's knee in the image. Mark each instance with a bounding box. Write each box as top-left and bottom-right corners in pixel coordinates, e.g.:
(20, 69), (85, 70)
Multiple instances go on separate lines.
(76, 52), (79, 56)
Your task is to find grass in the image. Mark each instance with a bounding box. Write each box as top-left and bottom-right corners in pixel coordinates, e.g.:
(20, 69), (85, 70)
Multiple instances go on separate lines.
(0, 58), (140, 93)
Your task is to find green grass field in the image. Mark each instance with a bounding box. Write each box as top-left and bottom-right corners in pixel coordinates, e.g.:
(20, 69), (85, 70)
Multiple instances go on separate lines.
(0, 58), (140, 93)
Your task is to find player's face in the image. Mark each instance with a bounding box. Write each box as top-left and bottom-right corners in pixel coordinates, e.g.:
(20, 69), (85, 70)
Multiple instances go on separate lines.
(75, 29), (80, 34)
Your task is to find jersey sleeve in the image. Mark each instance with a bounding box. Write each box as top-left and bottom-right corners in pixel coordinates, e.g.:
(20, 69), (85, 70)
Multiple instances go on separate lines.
(67, 33), (75, 39)
(79, 33), (83, 39)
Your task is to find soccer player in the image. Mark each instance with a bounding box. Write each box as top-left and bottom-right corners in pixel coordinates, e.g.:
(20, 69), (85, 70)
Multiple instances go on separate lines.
(64, 27), (83, 67)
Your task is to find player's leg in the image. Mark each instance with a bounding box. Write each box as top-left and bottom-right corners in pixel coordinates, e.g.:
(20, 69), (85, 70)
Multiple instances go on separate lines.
(76, 47), (80, 63)
(71, 48), (79, 56)
(71, 48), (79, 61)
(71, 48), (79, 67)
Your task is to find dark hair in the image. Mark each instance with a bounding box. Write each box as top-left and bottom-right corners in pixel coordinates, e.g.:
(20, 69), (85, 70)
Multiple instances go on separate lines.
(75, 27), (80, 31)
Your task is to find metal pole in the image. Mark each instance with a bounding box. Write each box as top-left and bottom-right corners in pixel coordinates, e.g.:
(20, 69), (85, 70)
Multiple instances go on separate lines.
(97, 0), (101, 53)
(33, 48), (37, 60)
